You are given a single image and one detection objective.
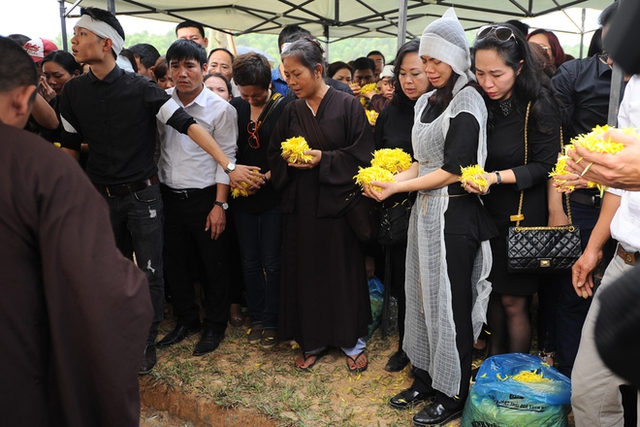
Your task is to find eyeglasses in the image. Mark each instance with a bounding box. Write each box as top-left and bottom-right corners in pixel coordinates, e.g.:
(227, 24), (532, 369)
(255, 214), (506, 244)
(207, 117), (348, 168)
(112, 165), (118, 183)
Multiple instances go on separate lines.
(476, 25), (518, 44)
(247, 120), (260, 149)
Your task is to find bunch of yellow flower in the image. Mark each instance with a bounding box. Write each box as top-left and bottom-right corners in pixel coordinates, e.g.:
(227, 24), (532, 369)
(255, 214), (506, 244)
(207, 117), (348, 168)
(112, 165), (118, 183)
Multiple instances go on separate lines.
(371, 148), (413, 173)
(550, 125), (636, 194)
(281, 136), (313, 164)
(354, 166), (394, 191)
(459, 164), (488, 192)
(365, 109), (379, 125)
(494, 369), (552, 383)
(359, 83), (379, 96)
(231, 181), (251, 198)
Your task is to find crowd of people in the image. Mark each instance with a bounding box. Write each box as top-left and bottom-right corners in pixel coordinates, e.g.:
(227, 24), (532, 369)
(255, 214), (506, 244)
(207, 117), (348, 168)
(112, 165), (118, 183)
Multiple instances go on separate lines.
(3, 1), (640, 425)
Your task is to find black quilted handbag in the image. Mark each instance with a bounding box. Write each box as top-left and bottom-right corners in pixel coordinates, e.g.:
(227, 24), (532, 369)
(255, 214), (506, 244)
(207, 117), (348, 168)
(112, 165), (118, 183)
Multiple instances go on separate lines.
(507, 194), (582, 272)
(506, 103), (582, 272)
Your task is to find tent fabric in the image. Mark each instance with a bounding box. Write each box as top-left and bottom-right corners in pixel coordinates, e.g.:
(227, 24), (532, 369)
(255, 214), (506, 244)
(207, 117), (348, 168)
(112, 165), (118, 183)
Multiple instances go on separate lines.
(65, 0), (613, 42)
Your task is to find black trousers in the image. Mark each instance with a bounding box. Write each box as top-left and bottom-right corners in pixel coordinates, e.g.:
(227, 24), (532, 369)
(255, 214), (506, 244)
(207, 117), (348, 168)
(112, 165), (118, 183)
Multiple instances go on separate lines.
(161, 184), (230, 333)
(411, 232), (478, 410)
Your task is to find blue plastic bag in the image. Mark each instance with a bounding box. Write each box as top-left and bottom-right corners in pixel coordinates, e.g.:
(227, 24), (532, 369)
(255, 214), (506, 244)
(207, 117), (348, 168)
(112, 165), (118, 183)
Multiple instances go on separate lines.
(461, 353), (571, 427)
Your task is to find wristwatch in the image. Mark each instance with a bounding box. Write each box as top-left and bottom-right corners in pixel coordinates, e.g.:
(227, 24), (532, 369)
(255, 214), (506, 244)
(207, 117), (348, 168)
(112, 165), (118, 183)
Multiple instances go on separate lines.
(224, 162), (236, 174)
(214, 201), (229, 211)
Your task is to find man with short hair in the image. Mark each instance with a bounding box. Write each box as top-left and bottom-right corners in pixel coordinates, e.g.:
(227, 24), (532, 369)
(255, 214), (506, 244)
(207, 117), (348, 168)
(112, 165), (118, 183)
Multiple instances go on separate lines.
(0, 36), (153, 426)
(58, 7), (258, 374)
(129, 42), (160, 79)
(366, 49), (385, 77)
(350, 56), (377, 98)
(155, 39), (237, 356)
(207, 47), (240, 96)
(176, 20), (208, 47)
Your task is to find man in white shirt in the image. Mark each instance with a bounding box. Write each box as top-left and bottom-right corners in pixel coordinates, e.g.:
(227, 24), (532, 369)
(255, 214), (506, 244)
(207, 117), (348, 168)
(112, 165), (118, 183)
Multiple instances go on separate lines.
(155, 39), (238, 356)
(570, 73), (640, 427)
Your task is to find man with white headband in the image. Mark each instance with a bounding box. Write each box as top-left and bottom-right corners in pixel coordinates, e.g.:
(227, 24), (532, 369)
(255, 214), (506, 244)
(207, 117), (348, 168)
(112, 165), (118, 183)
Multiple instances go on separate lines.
(58, 7), (260, 375)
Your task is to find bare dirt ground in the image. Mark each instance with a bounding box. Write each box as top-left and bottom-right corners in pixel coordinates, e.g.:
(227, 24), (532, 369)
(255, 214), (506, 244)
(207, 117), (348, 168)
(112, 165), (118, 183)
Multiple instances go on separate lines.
(140, 310), (573, 427)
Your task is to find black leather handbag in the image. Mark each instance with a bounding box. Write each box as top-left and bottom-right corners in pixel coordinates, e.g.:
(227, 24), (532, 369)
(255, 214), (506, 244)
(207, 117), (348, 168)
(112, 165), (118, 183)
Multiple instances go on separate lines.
(506, 103), (582, 273)
(377, 197), (412, 246)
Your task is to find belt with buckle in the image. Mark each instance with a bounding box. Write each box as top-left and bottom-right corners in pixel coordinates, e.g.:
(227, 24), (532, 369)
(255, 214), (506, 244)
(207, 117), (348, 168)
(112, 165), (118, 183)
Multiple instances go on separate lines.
(569, 191), (602, 208)
(617, 244), (640, 266)
(161, 184), (214, 200)
(95, 175), (159, 198)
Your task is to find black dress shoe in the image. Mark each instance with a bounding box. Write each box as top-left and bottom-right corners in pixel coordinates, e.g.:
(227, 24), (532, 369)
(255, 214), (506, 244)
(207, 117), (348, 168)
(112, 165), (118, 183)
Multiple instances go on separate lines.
(389, 388), (433, 410)
(156, 322), (202, 348)
(385, 349), (410, 372)
(193, 330), (224, 356)
(139, 345), (157, 375)
(412, 401), (462, 427)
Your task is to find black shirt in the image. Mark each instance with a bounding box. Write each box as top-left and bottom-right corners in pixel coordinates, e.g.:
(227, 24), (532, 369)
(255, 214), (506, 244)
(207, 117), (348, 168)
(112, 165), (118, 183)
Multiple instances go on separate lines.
(552, 54), (612, 140)
(59, 65), (196, 185)
(229, 94), (291, 214)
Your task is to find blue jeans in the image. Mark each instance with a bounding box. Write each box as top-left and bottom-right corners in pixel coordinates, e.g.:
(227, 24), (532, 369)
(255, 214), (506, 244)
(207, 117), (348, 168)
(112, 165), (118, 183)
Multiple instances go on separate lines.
(234, 206), (282, 328)
(105, 183), (164, 345)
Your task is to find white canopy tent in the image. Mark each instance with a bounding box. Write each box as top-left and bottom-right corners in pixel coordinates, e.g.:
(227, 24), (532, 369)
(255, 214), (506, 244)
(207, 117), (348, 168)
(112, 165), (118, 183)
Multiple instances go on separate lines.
(60, 0), (613, 53)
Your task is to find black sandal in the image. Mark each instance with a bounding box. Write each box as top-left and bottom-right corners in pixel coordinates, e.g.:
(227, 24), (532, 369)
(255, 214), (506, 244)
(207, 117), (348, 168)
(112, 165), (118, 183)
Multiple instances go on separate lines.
(295, 348), (329, 371)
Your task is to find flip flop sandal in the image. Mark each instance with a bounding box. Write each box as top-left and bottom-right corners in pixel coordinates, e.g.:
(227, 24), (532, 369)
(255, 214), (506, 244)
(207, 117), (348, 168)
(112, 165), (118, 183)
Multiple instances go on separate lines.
(346, 351), (368, 373)
(295, 348), (329, 371)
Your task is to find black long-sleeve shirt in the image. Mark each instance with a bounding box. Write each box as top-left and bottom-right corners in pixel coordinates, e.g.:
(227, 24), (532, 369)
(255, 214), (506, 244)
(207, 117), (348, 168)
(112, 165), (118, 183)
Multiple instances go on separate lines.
(59, 65), (196, 185)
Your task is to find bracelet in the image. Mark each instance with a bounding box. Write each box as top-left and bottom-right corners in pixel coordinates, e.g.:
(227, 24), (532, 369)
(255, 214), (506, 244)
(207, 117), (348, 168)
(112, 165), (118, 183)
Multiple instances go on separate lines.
(493, 171), (502, 185)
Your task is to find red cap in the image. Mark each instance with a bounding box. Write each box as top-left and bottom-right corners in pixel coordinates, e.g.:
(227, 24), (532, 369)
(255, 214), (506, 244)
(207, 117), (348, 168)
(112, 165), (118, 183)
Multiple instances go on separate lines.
(23, 38), (58, 62)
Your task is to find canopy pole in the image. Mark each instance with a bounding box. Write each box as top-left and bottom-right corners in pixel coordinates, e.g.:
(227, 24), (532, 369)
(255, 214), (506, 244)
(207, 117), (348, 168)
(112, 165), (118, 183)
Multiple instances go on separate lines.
(324, 25), (330, 62)
(608, 0), (625, 125)
(579, 8), (585, 59)
(397, 0), (408, 53)
(107, 0), (115, 14)
(60, 0), (68, 51)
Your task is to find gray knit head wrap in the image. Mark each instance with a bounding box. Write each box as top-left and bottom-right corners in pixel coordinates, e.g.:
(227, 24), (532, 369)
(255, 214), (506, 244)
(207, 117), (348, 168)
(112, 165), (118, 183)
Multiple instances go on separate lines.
(419, 8), (470, 76)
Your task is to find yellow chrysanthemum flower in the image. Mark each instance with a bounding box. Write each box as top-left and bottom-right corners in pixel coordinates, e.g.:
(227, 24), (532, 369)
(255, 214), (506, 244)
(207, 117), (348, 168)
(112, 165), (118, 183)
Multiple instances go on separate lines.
(571, 124), (634, 154)
(365, 109), (379, 125)
(371, 148), (412, 174)
(231, 181), (250, 198)
(281, 136), (314, 164)
(360, 83), (379, 96)
(512, 370), (552, 383)
(459, 164), (488, 192)
(551, 126), (638, 195)
(354, 166), (394, 191)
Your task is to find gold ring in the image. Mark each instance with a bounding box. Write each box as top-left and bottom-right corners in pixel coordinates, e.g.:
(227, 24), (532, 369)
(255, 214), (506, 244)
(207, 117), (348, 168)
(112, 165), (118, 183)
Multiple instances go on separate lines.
(575, 157), (583, 164)
(580, 162), (594, 177)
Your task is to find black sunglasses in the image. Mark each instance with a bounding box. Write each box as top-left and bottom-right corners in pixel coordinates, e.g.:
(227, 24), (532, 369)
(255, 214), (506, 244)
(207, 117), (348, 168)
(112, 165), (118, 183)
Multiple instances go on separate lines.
(476, 25), (518, 44)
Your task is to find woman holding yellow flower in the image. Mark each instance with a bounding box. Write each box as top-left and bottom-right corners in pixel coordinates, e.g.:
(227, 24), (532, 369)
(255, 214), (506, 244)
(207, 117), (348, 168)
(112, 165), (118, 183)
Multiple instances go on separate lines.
(463, 24), (560, 358)
(267, 37), (375, 373)
(364, 10), (496, 425)
(229, 52), (291, 348)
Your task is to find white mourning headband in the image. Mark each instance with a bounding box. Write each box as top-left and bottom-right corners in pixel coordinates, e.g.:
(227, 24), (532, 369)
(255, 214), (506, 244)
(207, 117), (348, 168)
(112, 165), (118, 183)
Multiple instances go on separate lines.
(76, 14), (124, 56)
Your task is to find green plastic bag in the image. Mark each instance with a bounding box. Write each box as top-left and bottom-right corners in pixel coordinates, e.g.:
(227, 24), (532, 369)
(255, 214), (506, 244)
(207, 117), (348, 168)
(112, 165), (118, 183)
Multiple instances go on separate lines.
(461, 353), (571, 427)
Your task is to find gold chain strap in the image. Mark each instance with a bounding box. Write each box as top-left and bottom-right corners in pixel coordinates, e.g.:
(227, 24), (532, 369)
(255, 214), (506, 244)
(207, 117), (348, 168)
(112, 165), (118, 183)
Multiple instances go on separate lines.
(512, 102), (531, 226)
(512, 103), (572, 227)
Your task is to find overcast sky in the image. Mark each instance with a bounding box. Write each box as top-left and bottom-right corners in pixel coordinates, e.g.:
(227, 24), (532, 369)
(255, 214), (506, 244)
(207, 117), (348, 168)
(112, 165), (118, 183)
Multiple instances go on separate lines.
(1, 0), (174, 40)
(2, 0), (601, 48)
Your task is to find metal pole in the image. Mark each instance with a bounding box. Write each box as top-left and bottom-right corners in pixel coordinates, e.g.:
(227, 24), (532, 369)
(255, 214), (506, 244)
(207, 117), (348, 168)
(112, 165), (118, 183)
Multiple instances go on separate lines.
(608, 0), (624, 126)
(397, 0), (408, 53)
(60, 0), (68, 51)
(579, 8), (585, 59)
(107, 0), (115, 14)
(324, 25), (330, 62)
